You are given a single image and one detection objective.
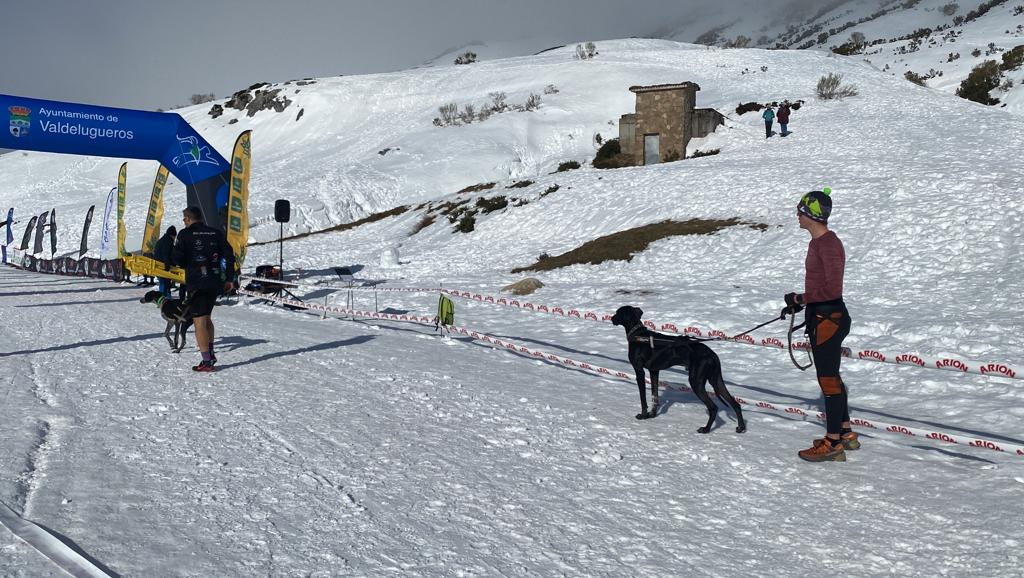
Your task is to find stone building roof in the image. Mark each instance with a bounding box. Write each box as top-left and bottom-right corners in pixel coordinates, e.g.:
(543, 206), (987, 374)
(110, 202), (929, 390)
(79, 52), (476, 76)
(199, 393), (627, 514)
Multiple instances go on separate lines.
(628, 82), (701, 93)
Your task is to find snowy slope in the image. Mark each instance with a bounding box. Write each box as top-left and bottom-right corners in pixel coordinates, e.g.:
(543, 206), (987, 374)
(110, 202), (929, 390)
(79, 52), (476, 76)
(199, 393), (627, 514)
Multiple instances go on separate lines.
(2, 37), (1024, 576)
(663, 0), (1024, 114)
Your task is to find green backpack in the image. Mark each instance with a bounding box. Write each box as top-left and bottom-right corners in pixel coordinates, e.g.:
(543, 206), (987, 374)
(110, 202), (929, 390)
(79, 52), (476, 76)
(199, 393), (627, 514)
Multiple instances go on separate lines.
(436, 295), (455, 328)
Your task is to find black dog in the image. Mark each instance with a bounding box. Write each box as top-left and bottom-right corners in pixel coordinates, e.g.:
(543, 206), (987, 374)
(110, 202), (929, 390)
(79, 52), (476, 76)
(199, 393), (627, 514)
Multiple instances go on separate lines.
(140, 290), (193, 352)
(611, 306), (746, 433)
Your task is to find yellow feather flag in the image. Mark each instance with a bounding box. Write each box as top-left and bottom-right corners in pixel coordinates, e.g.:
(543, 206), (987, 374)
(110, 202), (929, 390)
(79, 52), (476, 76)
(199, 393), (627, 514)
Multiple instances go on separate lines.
(141, 165), (169, 255)
(226, 130), (251, 267)
(116, 162), (127, 258)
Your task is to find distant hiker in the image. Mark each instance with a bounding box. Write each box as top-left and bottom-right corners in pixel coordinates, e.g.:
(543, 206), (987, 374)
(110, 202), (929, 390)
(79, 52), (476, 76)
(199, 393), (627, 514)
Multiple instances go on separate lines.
(153, 225), (177, 298)
(762, 105), (775, 138)
(172, 207), (235, 372)
(777, 102), (792, 137)
(783, 188), (857, 462)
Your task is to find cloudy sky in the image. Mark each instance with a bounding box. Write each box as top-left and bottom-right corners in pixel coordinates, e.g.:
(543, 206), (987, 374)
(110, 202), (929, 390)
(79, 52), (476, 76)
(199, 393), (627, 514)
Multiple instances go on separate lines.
(0, 0), (821, 111)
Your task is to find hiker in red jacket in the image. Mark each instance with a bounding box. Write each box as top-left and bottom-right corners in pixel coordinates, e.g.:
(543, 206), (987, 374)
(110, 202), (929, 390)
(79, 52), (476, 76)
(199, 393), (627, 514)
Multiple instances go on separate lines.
(783, 188), (858, 462)
(777, 102), (792, 137)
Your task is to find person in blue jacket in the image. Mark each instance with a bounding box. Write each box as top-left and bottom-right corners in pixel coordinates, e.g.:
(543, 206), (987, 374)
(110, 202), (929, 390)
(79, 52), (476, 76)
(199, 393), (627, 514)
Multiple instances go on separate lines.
(762, 105), (775, 138)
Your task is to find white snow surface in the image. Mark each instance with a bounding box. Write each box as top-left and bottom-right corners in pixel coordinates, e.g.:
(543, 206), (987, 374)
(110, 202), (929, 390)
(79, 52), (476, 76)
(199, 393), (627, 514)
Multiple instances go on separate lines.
(2, 38), (1024, 576)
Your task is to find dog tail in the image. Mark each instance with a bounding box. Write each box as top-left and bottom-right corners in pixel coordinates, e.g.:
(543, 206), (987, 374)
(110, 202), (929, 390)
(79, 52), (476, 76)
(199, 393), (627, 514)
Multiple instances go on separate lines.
(710, 354), (731, 409)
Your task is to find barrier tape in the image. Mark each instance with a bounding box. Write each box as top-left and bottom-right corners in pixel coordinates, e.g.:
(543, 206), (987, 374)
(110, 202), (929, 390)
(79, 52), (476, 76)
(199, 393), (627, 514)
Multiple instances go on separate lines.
(237, 277), (1024, 381)
(238, 288), (1024, 458)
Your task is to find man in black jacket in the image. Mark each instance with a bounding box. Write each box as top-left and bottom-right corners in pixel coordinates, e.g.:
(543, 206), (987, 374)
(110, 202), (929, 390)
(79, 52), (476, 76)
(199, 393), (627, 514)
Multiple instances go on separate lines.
(153, 225), (177, 297)
(171, 207), (236, 372)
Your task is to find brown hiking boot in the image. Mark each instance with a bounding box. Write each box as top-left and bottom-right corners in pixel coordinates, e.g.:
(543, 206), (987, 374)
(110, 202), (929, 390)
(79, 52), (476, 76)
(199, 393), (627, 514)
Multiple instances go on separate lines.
(813, 431), (861, 451)
(799, 438), (846, 462)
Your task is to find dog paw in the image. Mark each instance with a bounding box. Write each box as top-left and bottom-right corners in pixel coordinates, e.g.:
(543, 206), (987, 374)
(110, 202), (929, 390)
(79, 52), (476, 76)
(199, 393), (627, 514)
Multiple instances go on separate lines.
(635, 411), (654, 420)
(735, 425), (746, 434)
(696, 426), (711, 434)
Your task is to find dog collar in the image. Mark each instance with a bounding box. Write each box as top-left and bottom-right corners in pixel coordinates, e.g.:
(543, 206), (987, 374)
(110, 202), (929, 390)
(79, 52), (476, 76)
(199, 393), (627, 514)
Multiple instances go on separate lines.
(155, 295), (166, 307)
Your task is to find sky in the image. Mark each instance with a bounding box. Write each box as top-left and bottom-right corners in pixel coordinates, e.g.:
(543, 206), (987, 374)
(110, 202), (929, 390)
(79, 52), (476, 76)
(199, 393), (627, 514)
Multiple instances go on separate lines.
(0, 0), (828, 112)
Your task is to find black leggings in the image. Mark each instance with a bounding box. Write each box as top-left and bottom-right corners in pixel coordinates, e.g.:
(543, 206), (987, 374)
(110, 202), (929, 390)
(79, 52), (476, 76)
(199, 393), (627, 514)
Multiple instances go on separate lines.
(808, 301), (851, 435)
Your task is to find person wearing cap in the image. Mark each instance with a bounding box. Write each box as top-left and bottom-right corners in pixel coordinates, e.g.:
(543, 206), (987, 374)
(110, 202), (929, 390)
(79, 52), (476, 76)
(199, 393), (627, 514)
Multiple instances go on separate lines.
(783, 188), (858, 462)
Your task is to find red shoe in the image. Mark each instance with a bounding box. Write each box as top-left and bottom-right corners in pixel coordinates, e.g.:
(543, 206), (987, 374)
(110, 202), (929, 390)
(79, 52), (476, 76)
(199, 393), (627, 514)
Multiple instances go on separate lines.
(192, 360), (216, 372)
(799, 438), (846, 462)
(813, 431), (860, 451)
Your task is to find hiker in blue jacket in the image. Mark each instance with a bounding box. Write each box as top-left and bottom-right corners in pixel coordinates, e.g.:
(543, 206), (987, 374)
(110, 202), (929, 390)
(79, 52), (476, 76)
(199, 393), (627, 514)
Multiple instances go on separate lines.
(762, 106), (775, 138)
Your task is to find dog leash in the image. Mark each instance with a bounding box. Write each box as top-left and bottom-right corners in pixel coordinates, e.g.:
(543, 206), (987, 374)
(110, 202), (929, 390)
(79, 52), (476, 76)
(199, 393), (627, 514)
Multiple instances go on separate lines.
(785, 309), (814, 371)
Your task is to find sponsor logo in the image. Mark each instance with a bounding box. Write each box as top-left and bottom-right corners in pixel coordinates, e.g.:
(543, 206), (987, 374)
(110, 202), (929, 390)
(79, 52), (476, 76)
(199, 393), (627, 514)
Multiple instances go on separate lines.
(497, 298), (507, 305)
(172, 135), (221, 167)
(840, 347), (853, 358)
(858, 349), (886, 362)
(935, 358), (969, 372)
(886, 425), (915, 436)
(473, 294), (483, 301)
(580, 363), (593, 370)
(568, 310), (581, 318)
(734, 334), (755, 344)
(850, 418), (877, 429)
(537, 304), (548, 312)
(734, 396), (747, 404)
(601, 314), (613, 321)
(815, 412), (826, 421)
(598, 367), (610, 374)
(684, 327), (703, 337)
(662, 323), (678, 333)
(8, 105), (31, 137)
(709, 330), (726, 339)
(969, 440), (1004, 452)
(762, 337), (784, 348)
(926, 432), (957, 443)
(756, 401), (777, 410)
(644, 320), (657, 329)
(485, 296), (494, 303)
(585, 312), (598, 320)
(615, 371), (629, 379)
(785, 407), (807, 416)
(524, 303), (534, 310)
(511, 300), (520, 307)
(979, 364), (1016, 378)
(793, 341), (810, 350)
(551, 307), (563, 315)
(895, 354), (925, 367)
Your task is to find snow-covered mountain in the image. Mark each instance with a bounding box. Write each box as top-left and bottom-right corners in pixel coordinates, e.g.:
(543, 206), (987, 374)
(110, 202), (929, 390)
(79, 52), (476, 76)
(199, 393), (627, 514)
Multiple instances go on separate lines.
(668, 0), (1024, 110)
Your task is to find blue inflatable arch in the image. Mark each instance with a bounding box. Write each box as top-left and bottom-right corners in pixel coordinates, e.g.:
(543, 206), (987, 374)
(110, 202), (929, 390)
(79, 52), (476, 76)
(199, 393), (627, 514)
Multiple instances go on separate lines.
(1, 94), (231, 228)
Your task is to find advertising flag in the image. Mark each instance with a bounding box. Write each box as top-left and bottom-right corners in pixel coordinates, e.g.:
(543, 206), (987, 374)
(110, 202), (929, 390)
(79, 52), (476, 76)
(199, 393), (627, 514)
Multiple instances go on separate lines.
(1, 208), (11, 263)
(99, 187), (116, 257)
(141, 165), (168, 255)
(226, 131), (251, 267)
(20, 216), (37, 250)
(33, 210), (48, 254)
(80, 205), (94, 258)
(116, 162), (127, 257)
(49, 207), (57, 256)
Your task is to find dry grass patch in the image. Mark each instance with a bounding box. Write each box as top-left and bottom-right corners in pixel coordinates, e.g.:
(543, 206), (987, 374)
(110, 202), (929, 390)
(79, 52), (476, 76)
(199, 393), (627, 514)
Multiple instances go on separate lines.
(409, 214), (436, 236)
(457, 182), (496, 194)
(511, 218), (768, 273)
(248, 205), (409, 246)
(502, 277), (545, 295)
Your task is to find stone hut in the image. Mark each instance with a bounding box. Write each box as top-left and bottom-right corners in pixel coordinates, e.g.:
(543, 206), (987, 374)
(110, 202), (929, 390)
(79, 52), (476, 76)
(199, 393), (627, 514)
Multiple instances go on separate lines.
(619, 83), (724, 165)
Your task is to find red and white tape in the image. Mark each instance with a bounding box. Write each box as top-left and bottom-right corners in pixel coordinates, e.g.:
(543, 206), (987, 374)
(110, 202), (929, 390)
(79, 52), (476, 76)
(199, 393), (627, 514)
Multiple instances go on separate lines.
(237, 277), (1024, 380)
(238, 288), (1024, 458)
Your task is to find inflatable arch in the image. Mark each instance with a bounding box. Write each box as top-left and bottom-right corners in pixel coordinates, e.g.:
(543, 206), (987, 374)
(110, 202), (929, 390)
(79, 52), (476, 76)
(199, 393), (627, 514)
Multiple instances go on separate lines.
(1, 93), (230, 228)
